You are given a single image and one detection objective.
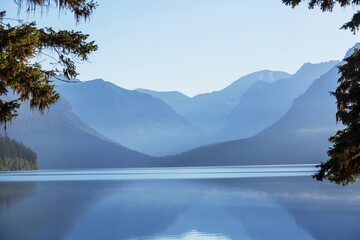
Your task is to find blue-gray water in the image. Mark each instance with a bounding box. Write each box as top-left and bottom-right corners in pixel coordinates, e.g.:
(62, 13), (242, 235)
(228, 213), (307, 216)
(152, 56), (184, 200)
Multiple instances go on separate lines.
(0, 165), (359, 240)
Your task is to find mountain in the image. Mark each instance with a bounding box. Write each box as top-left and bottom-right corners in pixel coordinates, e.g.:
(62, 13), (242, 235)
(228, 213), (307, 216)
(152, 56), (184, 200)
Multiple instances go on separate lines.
(3, 98), (151, 169)
(220, 61), (339, 141)
(135, 89), (190, 111)
(259, 68), (339, 136)
(151, 130), (332, 167)
(260, 43), (360, 135)
(56, 79), (206, 156)
(151, 46), (356, 167)
(138, 70), (291, 135)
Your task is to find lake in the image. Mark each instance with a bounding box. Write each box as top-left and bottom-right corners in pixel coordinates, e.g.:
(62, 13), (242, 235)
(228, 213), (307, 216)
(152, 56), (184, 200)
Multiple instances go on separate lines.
(0, 165), (359, 240)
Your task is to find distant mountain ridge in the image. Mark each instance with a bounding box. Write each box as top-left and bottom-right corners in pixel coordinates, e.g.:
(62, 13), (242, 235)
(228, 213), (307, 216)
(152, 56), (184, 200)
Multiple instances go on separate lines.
(137, 70), (291, 135)
(135, 89), (190, 109)
(258, 43), (360, 135)
(150, 45), (356, 167)
(2, 45), (353, 169)
(220, 60), (339, 141)
(57, 79), (207, 156)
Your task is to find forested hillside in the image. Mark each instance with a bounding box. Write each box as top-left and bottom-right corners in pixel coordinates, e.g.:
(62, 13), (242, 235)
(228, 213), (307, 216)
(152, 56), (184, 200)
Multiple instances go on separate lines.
(0, 136), (38, 171)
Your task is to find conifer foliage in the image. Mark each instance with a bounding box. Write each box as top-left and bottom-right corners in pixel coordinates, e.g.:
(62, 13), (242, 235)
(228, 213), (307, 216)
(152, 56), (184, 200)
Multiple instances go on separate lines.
(0, 135), (38, 170)
(0, 0), (98, 128)
(283, 0), (360, 185)
(314, 49), (360, 185)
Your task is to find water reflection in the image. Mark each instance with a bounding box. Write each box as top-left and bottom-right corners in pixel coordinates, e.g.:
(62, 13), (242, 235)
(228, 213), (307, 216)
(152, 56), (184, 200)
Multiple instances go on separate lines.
(0, 169), (359, 240)
(0, 182), (37, 211)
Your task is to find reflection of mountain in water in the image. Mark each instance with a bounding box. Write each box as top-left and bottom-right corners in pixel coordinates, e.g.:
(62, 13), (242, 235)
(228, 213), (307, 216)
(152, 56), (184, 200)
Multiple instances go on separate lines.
(0, 177), (359, 240)
(0, 182), (103, 240)
(0, 182), (37, 211)
(148, 184), (313, 240)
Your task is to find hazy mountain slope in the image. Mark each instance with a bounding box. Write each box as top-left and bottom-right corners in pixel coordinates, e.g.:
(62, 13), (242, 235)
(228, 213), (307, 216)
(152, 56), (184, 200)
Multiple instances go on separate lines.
(138, 70), (291, 135)
(3, 98), (151, 169)
(259, 67), (340, 136)
(56, 79), (206, 156)
(135, 89), (190, 112)
(151, 130), (331, 167)
(220, 61), (339, 141)
(151, 50), (353, 167)
(259, 43), (360, 135)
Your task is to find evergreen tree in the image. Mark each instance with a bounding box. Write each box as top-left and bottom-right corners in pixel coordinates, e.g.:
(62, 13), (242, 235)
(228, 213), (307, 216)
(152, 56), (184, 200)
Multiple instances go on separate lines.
(0, 0), (98, 128)
(0, 135), (38, 170)
(283, 0), (360, 185)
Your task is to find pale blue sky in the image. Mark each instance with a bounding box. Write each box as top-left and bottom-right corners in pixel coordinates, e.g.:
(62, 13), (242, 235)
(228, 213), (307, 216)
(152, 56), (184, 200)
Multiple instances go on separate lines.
(2, 0), (359, 96)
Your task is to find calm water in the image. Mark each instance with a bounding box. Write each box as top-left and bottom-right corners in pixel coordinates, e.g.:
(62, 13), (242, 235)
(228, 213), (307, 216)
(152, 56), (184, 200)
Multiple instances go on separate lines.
(0, 165), (359, 240)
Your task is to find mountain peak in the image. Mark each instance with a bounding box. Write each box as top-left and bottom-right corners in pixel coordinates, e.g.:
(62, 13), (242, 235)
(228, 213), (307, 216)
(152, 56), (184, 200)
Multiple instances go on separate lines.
(91, 78), (105, 82)
(222, 70), (291, 94)
(296, 60), (339, 73)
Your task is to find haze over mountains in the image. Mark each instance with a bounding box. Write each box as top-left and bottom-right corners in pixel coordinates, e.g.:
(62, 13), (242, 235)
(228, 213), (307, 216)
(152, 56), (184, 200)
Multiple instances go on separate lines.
(138, 70), (291, 135)
(260, 43), (360, 135)
(152, 49), (354, 167)
(2, 98), (151, 169)
(220, 61), (339, 141)
(3, 43), (357, 169)
(56, 79), (206, 156)
(137, 61), (337, 142)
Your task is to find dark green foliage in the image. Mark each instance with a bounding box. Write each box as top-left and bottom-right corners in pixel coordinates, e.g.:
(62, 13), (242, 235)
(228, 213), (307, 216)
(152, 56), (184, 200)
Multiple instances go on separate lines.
(0, 135), (38, 170)
(314, 50), (360, 185)
(0, 157), (38, 171)
(283, 0), (360, 185)
(0, 0), (98, 128)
